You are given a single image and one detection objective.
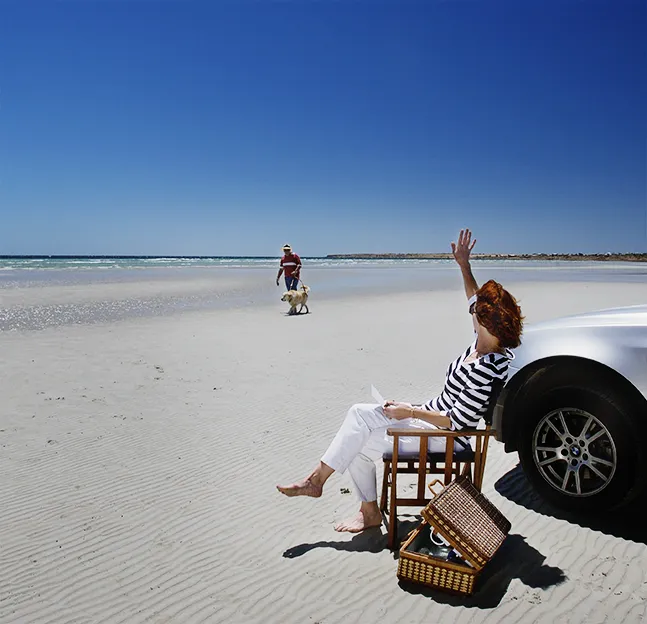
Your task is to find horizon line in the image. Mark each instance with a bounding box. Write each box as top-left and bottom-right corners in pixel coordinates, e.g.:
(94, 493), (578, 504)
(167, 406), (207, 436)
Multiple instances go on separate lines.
(2, 253), (647, 260)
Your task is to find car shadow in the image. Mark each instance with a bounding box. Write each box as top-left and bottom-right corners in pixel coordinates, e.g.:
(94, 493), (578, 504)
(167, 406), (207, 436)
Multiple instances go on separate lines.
(283, 518), (566, 609)
(495, 463), (647, 544)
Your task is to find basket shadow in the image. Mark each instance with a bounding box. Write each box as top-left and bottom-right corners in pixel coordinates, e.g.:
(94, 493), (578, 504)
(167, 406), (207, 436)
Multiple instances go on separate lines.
(494, 463), (647, 545)
(398, 533), (567, 608)
(282, 522), (565, 609)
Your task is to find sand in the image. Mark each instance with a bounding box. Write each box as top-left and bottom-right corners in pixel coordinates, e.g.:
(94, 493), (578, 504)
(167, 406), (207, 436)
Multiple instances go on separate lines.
(2, 277), (647, 623)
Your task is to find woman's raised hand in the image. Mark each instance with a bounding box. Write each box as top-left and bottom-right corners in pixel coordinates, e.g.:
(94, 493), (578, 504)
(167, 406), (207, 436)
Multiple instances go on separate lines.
(451, 228), (476, 266)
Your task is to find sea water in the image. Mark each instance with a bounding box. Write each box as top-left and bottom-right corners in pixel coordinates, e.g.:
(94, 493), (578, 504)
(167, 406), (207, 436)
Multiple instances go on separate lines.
(1, 257), (646, 331)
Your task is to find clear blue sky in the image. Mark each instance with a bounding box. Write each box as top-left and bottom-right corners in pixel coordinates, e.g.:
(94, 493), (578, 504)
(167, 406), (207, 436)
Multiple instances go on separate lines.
(0, 0), (645, 256)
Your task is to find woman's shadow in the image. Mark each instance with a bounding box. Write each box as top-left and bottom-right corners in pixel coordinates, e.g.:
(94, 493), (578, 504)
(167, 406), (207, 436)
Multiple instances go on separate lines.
(283, 521), (566, 609)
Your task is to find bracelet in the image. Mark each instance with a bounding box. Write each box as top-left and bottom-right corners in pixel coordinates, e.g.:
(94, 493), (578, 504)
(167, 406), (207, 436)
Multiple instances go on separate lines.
(410, 407), (415, 419)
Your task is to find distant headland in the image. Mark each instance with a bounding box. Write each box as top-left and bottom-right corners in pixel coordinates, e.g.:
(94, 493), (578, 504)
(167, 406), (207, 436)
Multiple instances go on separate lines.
(326, 253), (647, 262)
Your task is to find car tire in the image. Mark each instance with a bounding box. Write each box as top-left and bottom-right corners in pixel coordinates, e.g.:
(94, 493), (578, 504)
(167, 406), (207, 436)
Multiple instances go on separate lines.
(517, 368), (640, 512)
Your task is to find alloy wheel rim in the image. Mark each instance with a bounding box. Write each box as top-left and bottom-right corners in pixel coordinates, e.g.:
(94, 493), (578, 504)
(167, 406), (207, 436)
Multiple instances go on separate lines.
(532, 407), (617, 497)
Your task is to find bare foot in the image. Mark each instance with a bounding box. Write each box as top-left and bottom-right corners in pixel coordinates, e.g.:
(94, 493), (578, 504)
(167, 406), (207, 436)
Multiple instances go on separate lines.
(276, 477), (322, 498)
(334, 509), (382, 533)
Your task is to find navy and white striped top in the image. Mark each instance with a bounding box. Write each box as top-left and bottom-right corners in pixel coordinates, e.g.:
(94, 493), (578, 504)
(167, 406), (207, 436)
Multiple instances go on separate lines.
(424, 340), (511, 440)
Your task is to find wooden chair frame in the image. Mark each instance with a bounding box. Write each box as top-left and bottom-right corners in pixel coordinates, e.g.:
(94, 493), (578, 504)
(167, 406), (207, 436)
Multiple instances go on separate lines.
(380, 426), (497, 550)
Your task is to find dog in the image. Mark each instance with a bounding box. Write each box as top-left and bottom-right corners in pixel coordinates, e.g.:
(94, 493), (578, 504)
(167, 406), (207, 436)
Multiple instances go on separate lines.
(281, 285), (310, 315)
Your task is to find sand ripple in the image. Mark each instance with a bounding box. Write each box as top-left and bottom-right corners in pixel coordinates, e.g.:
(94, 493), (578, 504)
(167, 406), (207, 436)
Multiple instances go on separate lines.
(3, 282), (647, 622)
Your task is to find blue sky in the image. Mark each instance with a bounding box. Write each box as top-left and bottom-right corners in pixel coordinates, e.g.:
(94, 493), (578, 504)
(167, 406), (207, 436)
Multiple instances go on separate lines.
(0, 0), (645, 256)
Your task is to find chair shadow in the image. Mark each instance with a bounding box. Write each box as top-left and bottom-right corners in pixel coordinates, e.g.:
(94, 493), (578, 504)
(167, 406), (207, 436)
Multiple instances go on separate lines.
(283, 520), (566, 609)
(495, 463), (647, 544)
(283, 527), (388, 558)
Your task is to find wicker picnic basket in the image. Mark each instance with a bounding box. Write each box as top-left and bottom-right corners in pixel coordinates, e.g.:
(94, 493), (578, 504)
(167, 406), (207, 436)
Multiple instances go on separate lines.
(397, 475), (511, 595)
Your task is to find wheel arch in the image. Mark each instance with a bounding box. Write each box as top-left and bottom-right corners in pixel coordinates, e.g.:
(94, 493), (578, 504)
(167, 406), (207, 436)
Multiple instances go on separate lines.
(495, 355), (647, 453)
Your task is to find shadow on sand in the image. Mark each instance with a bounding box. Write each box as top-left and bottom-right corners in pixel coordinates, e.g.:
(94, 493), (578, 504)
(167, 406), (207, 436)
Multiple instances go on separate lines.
(495, 463), (647, 545)
(283, 527), (387, 558)
(396, 531), (566, 608)
(283, 518), (566, 609)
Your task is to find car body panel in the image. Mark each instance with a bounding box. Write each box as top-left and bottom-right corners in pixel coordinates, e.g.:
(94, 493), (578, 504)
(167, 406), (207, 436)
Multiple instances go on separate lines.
(495, 304), (647, 442)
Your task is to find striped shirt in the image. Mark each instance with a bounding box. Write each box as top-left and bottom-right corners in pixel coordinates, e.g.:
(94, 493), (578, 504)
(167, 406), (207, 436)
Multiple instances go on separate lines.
(424, 340), (511, 445)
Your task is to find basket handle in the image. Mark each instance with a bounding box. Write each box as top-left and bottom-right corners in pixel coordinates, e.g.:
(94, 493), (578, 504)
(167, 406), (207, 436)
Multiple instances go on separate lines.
(428, 479), (445, 498)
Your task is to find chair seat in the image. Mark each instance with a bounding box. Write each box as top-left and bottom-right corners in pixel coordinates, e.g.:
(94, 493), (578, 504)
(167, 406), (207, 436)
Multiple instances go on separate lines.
(382, 448), (475, 462)
(430, 447), (474, 462)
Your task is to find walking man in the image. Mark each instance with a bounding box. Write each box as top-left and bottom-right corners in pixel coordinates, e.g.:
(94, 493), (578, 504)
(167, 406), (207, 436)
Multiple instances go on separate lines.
(276, 244), (302, 291)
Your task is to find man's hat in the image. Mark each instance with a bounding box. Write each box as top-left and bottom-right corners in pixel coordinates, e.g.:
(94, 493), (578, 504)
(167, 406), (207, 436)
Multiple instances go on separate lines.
(282, 243), (292, 251)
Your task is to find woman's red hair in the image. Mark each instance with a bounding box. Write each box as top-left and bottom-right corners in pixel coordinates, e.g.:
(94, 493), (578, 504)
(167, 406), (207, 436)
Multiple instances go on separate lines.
(474, 280), (524, 349)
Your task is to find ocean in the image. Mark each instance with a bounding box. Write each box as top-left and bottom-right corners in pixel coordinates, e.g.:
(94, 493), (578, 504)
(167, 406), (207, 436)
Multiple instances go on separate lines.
(2, 255), (647, 280)
(1, 256), (646, 331)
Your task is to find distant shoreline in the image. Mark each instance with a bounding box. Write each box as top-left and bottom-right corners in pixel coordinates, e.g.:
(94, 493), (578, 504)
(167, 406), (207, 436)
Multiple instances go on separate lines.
(326, 253), (647, 262)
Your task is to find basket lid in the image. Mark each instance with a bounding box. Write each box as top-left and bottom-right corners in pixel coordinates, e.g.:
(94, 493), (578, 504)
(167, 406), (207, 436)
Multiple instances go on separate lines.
(421, 476), (511, 571)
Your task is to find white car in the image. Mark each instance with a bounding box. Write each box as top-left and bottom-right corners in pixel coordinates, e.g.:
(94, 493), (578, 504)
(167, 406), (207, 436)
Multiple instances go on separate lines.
(493, 304), (647, 511)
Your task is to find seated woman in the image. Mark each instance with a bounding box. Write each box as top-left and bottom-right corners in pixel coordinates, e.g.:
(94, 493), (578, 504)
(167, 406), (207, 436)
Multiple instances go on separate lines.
(277, 229), (524, 532)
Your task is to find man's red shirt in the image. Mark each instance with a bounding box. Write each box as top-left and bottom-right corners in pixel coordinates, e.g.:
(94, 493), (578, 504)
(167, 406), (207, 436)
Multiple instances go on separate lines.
(280, 253), (301, 277)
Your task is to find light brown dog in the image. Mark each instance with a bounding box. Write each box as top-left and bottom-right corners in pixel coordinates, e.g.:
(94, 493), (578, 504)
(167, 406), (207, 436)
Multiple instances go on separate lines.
(281, 285), (310, 315)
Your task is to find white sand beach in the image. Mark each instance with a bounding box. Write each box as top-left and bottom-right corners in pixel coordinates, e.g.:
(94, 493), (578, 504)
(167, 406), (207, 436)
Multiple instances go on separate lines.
(2, 274), (647, 623)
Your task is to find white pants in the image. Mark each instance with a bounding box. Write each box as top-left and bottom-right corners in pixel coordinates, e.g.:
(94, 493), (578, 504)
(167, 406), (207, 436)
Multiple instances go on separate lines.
(320, 403), (448, 503)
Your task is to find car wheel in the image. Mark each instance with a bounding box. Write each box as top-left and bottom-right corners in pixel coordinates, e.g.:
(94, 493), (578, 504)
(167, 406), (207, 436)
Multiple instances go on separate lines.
(518, 371), (639, 512)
